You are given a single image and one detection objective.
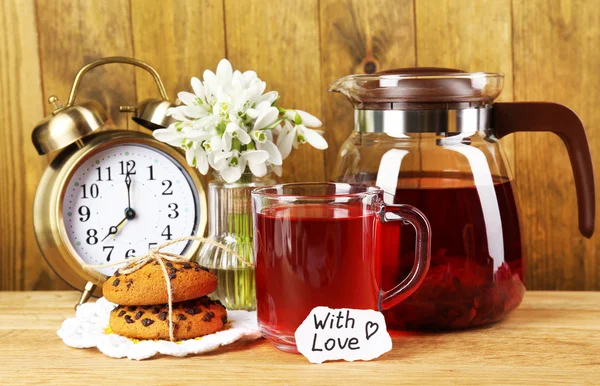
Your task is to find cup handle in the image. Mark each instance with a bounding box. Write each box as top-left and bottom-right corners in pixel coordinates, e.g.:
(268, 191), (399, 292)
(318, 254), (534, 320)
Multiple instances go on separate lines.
(378, 204), (431, 310)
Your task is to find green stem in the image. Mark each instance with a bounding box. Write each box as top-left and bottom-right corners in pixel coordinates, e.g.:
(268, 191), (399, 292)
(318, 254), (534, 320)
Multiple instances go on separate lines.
(220, 174), (258, 309)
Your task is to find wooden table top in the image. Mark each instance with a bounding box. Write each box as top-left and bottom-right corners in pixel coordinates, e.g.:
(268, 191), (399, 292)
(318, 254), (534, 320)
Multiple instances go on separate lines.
(0, 291), (598, 385)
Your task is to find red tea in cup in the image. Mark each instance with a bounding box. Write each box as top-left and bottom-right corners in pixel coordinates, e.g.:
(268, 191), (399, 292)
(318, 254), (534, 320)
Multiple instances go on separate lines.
(252, 183), (431, 353)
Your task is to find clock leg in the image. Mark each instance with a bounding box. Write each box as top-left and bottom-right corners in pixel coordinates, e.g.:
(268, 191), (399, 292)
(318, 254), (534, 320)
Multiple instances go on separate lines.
(75, 281), (97, 309)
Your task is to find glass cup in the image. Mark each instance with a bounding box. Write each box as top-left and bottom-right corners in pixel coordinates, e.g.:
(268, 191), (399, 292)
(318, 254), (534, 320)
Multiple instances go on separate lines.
(251, 183), (431, 353)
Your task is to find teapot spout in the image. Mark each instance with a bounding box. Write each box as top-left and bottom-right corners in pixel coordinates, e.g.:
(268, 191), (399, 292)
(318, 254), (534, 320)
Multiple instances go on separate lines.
(327, 77), (348, 93)
(327, 76), (364, 107)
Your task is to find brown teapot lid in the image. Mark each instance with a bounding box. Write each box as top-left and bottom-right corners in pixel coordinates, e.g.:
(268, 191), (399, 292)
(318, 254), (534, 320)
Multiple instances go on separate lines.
(329, 67), (504, 109)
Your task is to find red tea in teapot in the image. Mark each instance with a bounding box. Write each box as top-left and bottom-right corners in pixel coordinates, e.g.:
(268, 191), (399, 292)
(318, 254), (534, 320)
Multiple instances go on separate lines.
(380, 173), (525, 329)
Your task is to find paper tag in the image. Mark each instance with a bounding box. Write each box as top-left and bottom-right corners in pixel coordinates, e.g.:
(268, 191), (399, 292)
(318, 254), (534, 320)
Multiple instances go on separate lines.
(294, 307), (392, 364)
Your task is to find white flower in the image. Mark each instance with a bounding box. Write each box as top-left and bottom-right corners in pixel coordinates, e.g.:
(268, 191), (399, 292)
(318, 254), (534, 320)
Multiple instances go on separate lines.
(202, 135), (223, 154)
(223, 122), (251, 152)
(247, 107), (283, 166)
(212, 149), (269, 183)
(270, 164), (283, 177)
(153, 59), (327, 182)
(176, 77), (210, 119)
(153, 125), (184, 147)
(202, 59), (232, 100)
(277, 110), (328, 159)
(246, 100), (271, 120)
(254, 130), (282, 165)
(285, 109), (323, 129)
(253, 106), (279, 130)
(185, 142), (209, 175)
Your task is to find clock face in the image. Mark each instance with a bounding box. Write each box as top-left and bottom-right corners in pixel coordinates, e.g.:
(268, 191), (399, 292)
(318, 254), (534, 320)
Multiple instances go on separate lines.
(61, 144), (200, 276)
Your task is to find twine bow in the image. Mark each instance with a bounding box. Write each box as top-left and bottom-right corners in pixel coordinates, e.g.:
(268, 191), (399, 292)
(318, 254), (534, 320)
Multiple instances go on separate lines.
(83, 236), (253, 342)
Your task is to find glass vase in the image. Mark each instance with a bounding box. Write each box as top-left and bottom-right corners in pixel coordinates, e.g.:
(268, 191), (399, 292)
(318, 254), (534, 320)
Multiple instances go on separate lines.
(195, 171), (275, 310)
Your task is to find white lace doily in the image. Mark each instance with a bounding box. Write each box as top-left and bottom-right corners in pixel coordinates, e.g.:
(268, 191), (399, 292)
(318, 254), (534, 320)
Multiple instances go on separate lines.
(57, 297), (262, 360)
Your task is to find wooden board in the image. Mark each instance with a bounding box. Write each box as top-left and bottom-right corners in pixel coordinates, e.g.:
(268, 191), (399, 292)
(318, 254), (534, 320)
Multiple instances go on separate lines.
(320, 0), (416, 180)
(224, 0), (325, 183)
(512, 0), (600, 290)
(0, 0), (46, 290)
(130, 0), (226, 101)
(0, 291), (598, 385)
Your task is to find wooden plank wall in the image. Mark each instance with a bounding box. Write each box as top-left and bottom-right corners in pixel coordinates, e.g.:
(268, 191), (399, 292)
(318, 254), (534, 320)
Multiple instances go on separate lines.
(0, 0), (597, 291)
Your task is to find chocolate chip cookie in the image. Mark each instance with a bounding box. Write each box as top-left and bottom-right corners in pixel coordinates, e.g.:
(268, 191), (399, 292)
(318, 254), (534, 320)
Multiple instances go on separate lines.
(109, 296), (228, 340)
(103, 261), (217, 305)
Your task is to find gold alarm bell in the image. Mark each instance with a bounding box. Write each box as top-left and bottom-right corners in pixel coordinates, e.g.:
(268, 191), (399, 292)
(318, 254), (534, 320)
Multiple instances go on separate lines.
(31, 57), (207, 308)
(32, 56), (176, 155)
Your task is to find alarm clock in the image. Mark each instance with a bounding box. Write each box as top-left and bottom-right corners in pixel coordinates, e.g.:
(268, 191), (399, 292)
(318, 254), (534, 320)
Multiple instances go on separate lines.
(31, 57), (207, 306)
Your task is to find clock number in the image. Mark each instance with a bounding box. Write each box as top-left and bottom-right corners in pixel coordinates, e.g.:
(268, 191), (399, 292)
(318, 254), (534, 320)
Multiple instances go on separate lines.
(103, 246), (114, 262)
(119, 160), (136, 175)
(78, 205), (90, 222)
(125, 249), (136, 258)
(86, 229), (98, 245)
(161, 225), (173, 240)
(148, 242), (158, 250)
(162, 180), (173, 195)
(168, 203), (179, 219)
(81, 184), (99, 199)
(147, 165), (155, 180)
(95, 166), (112, 181)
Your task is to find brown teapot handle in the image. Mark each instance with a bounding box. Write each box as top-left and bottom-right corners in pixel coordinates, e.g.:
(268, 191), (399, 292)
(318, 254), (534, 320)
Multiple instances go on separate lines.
(493, 102), (595, 238)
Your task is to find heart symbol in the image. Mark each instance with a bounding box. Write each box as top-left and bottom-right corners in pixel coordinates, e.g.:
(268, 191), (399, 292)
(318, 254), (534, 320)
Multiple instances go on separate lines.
(365, 321), (379, 340)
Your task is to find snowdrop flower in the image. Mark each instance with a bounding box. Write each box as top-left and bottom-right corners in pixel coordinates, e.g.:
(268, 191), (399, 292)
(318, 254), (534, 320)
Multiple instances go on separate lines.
(247, 107), (283, 166)
(270, 164), (283, 177)
(223, 122), (251, 152)
(277, 110), (328, 159)
(176, 78), (210, 119)
(202, 59), (232, 100)
(202, 134), (224, 154)
(253, 130), (282, 166)
(153, 125), (185, 147)
(184, 141), (210, 175)
(253, 106), (279, 130)
(213, 149), (270, 183)
(154, 121), (208, 146)
(153, 59), (328, 182)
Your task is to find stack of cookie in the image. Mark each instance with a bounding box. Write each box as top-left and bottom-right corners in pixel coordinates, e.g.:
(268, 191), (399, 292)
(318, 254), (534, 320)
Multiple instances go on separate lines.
(103, 261), (227, 340)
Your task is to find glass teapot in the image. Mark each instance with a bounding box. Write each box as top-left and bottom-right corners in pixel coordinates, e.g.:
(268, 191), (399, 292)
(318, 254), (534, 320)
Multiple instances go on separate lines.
(330, 68), (595, 330)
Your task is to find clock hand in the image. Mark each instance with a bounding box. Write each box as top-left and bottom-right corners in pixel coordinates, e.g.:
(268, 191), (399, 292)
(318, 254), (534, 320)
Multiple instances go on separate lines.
(125, 171), (132, 210)
(101, 171), (137, 243)
(101, 217), (127, 242)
